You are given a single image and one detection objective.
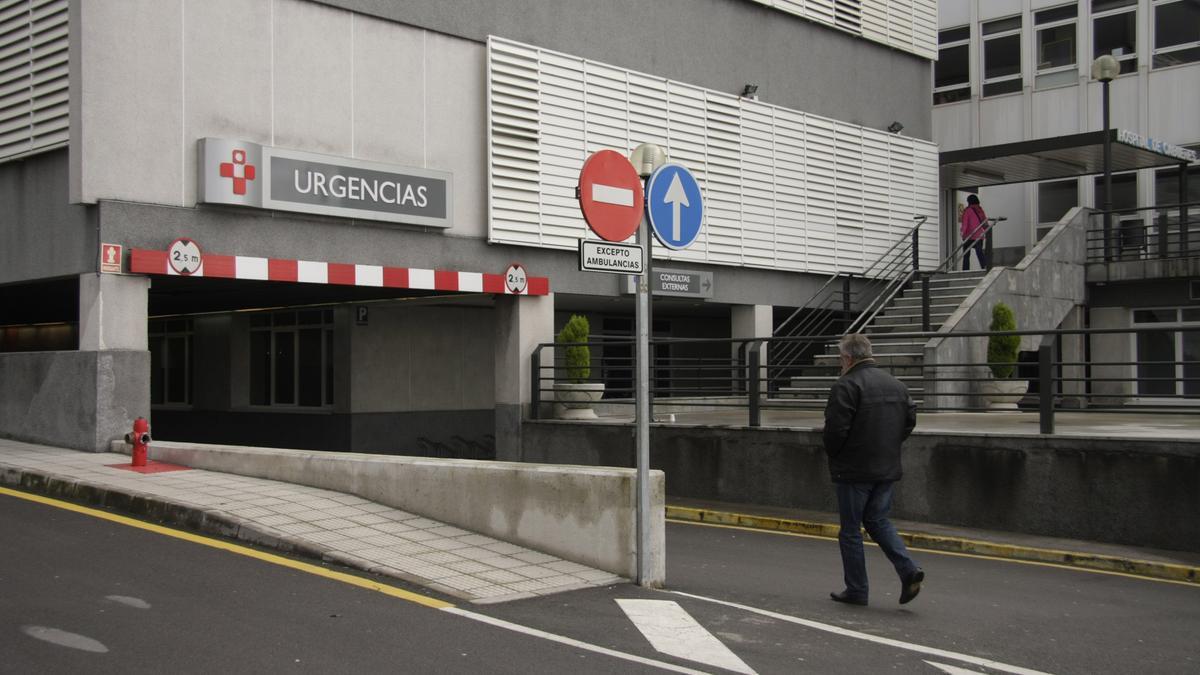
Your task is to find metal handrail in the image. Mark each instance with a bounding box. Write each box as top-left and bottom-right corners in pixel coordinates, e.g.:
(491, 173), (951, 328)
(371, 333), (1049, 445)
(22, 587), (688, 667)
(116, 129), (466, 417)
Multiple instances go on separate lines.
(770, 216), (928, 372)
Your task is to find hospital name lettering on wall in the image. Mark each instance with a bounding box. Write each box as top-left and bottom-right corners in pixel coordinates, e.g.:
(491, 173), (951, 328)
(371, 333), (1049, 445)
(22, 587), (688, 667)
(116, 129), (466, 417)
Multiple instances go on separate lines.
(1115, 130), (1198, 163)
(198, 138), (452, 228)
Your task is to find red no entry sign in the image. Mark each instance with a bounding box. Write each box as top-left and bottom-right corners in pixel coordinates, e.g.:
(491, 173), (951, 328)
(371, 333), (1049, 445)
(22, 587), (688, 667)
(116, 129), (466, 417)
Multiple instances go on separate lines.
(577, 149), (644, 242)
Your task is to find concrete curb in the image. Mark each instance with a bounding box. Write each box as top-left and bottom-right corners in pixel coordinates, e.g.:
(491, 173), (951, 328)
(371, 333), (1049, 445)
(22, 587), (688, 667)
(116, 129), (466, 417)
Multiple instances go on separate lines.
(666, 505), (1200, 585)
(0, 464), (406, 586)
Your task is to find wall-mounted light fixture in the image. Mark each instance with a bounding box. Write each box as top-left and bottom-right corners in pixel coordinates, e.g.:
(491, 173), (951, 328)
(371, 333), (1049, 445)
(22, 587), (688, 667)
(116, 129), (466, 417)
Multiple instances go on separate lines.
(740, 84), (759, 100)
(886, 121), (904, 134)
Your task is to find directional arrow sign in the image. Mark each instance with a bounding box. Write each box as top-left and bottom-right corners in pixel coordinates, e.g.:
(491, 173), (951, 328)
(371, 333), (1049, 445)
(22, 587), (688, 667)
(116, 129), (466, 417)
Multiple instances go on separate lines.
(646, 163), (703, 250)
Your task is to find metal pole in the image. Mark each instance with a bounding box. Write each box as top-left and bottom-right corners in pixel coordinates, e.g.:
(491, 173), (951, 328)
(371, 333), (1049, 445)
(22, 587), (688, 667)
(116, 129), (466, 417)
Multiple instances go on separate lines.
(1180, 162), (1190, 255)
(921, 273), (932, 332)
(1038, 344), (1054, 434)
(1102, 81), (1113, 262)
(911, 226), (920, 272)
(530, 346), (541, 420)
(748, 342), (761, 427)
(634, 195), (652, 587)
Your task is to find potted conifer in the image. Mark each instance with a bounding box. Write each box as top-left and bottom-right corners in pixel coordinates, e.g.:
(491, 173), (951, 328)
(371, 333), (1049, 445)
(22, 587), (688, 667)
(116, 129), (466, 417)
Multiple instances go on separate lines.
(979, 302), (1029, 410)
(552, 314), (605, 419)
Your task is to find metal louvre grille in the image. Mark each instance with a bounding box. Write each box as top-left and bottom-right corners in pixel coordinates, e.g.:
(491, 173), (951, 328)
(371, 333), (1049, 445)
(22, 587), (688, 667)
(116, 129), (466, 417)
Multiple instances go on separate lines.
(0, 0), (67, 162)
(753, 0), (935, 59)
(486, 37), (940, 275)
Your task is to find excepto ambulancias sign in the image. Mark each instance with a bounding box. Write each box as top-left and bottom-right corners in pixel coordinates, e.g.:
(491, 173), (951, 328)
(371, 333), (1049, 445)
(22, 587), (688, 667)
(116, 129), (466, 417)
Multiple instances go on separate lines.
(198, 138), (452, 228)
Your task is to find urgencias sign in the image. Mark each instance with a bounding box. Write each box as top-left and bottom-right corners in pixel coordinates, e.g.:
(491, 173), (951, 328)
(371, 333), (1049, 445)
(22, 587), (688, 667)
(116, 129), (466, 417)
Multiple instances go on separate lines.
(198, 138), (452, 228)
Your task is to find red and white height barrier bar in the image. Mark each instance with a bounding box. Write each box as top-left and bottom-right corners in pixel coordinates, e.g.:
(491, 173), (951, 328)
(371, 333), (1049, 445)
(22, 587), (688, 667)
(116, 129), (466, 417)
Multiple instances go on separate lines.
(128, 248), (549, 295)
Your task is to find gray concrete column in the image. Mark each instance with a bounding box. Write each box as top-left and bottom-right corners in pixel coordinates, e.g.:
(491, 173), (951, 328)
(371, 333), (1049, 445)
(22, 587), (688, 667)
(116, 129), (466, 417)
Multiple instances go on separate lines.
(731, 304), (772, 388)
(1090, 306), (1134, 406)
(494, 292), (554, 461)
(79, 273), (149, 350)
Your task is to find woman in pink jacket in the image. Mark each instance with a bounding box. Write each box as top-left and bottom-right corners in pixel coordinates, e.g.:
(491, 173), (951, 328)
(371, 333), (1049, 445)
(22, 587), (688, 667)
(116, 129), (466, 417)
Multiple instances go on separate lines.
(960, 194), (988, 270)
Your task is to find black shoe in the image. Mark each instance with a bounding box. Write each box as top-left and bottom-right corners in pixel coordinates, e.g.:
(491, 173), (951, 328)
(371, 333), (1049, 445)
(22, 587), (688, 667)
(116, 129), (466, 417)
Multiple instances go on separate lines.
(830, 591), (867, 606)
(899, 568), (925, 605)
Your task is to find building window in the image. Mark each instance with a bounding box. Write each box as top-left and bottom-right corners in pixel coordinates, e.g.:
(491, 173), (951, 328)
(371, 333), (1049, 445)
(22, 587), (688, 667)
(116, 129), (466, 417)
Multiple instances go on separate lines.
(1037, 179), (1078, 240)
(249, 310), (334, 408)
(1152, 0), (1200, 68)
(934, 26), (971, 105)
(1154, 144), (1200, 206)
(982, 16), (1023, 97)
(1132, 307), (1200, 399)
(150, 319), (193, 406)
(1035, 4), (1078, 89)
(1092, 0), (1138, 75)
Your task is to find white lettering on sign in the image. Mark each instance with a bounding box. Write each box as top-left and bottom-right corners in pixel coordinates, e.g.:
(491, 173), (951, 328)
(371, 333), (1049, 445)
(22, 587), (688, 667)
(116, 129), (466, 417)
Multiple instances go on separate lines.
(293, 171), (429, 207)
(1116, 130), (1198, 163)
(592, 183), (635, 207)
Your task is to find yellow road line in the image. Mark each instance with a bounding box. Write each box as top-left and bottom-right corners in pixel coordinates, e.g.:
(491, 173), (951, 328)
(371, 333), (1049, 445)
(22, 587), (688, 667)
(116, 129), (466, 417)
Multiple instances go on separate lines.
(667, 515), (1200, 587)
(0, 485), (453, 609)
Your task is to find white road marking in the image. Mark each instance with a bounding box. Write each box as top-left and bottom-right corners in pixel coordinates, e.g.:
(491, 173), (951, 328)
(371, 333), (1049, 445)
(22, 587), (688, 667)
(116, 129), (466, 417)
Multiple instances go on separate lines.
(618, 599), (756, 675)
(927, 660), (989, 674)
(441, 607), (710, 674)
(105, 595), (151, 609)
(21, 626), (109, 653)
(668, 591), (1054, 675)
(592, 183), (634, 207)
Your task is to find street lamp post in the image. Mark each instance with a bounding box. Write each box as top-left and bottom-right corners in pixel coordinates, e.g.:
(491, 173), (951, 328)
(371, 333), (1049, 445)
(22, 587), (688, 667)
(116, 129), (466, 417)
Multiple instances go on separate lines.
(1092, 55), (1120, 261)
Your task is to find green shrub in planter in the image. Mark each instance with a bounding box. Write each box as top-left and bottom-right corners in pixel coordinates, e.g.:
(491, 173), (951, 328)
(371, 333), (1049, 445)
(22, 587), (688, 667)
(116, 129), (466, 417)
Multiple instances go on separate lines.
(556, 314), (591, 383)
(987, 303), (1020, 379)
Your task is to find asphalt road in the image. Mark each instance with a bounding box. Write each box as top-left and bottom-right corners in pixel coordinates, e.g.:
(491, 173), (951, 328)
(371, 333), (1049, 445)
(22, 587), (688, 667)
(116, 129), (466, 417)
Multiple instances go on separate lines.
(4, 490), (1198, 674)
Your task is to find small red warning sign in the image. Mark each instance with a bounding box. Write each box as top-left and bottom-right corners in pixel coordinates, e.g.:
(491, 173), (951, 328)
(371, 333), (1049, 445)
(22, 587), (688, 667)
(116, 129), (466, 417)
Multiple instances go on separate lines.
(100, 243), (123, 273)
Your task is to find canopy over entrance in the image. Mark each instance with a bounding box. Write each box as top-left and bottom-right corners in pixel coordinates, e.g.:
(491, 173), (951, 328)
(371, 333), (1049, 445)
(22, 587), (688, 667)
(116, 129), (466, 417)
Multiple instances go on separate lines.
(940, 129), (1198, 190)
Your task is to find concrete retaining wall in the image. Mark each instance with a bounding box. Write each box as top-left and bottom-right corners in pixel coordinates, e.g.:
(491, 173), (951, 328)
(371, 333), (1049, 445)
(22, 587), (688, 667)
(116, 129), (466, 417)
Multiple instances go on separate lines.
(925, 207), (1089, 409)
(521, 421), (1200, 553)
(123, 440), (665, 583)
(0, 350), (149, 452)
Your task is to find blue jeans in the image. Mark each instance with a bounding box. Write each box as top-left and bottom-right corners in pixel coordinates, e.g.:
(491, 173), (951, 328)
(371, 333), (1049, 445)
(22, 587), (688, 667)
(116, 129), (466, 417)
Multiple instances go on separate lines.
(962, 238), (986, 270)
(835, 481), (919, 600)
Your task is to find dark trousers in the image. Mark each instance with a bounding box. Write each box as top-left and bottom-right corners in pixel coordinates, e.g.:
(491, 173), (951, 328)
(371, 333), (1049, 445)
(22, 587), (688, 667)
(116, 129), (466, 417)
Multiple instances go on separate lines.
(961, 238), (986, 270)
(835, 481), (919, 600)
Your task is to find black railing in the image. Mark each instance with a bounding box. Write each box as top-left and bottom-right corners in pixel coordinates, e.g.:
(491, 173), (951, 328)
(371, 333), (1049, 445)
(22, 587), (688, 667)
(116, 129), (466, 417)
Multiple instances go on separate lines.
(1086, 201), (1200, 262)
(531, 325), (1200, 432)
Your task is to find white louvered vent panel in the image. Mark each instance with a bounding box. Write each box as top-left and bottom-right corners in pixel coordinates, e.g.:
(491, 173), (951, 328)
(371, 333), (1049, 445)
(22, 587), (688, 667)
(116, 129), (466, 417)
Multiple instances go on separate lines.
(805, 0), (838, 27)
(887, 0), (916, 56)
(740, 105), (777, 269)
(834, 121), (865, 272)
(702, 91), (743, 266)
(860, 1), (889, 46)
(860, 128), (894, 269)
(487, 37), (942, 274)
(834, 0), (863, 35)
(750, 0), (933, 56)
(29, 0), (67, 147)
(773, 108), (808, 272)
(803, 115), (838, 274)
(487, 38), (542, 246)
(0, 0), (68, 162)
(913, 141), (940, 268)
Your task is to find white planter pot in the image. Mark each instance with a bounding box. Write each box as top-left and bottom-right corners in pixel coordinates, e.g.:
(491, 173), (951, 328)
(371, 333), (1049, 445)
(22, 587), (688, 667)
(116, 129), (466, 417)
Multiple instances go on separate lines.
(979, 378), (1029, 411)
(552, 382), (605, 420)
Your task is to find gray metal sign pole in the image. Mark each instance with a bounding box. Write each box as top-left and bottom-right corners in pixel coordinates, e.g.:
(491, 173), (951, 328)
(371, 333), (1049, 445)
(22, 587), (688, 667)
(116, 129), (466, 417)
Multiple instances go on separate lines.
(635, 206), (652, 585)
(629, 143), (665, 587)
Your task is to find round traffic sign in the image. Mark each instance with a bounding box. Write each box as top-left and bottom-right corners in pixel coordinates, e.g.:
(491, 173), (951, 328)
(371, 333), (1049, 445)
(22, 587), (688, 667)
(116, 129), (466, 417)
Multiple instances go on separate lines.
(504, 263), (528, 294)
(577, 149), (644, 242)
(167, 237), (203, 275)
(646, 163), (704, 250)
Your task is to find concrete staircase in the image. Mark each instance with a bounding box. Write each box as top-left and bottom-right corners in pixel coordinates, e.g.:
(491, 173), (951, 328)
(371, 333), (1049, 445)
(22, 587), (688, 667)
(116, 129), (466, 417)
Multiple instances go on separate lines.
(776, 270), (988, 405)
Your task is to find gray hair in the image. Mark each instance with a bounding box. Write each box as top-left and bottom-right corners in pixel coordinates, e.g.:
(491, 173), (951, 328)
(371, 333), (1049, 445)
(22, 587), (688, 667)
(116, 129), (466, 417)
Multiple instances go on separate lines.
(838, 333), (873, 361)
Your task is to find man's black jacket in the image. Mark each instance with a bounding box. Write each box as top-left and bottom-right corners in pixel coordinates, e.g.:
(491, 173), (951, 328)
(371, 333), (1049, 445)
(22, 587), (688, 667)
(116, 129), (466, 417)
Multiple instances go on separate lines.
(822, 360), (917, 483)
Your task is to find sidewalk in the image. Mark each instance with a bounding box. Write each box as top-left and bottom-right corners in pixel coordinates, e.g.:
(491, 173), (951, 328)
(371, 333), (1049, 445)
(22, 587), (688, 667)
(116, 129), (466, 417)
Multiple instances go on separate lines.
(0, 438), (622, 604)
(667, 497), (1200, 584)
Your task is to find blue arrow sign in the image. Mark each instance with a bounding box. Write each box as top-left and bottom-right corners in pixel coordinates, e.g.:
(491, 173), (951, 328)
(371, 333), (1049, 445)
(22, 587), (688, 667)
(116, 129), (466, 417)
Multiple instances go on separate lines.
(646, 163), (703, 250)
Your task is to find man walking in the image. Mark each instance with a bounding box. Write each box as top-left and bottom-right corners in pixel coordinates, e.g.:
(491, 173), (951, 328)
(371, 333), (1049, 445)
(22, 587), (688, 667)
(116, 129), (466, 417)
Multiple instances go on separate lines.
(823, 333), (924, 606)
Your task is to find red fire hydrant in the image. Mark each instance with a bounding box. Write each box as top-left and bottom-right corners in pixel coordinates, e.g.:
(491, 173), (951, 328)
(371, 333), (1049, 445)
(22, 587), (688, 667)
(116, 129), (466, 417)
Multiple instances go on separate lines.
(125, 417), (151, 467)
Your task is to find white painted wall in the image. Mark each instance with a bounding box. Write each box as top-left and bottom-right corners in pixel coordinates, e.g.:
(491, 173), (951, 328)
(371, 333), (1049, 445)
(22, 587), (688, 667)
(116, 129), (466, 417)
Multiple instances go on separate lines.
(71, 0), (485, 238)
